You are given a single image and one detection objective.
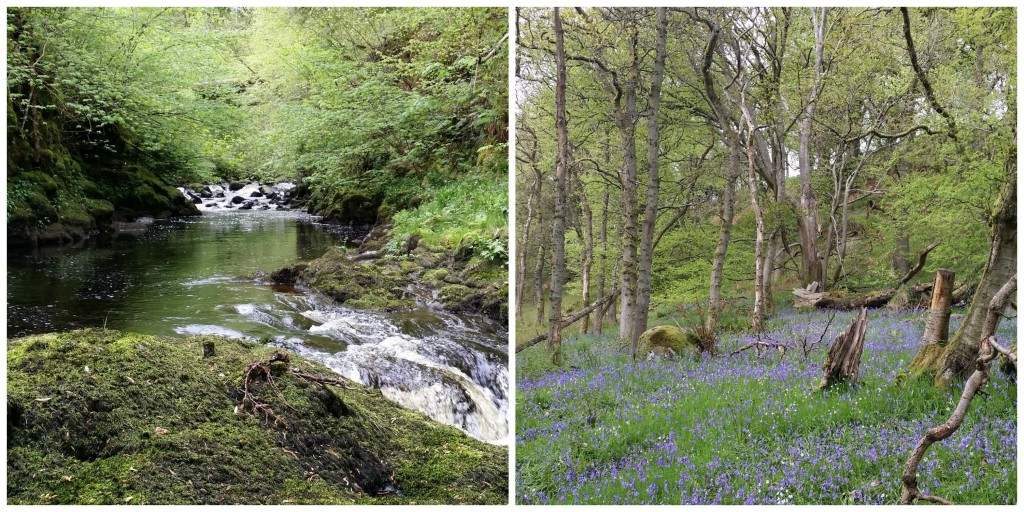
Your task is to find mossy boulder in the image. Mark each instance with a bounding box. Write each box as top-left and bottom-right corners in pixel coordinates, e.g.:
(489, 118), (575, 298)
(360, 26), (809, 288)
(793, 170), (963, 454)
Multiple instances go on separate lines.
(285, 248), (415, 311)
(636, 325), (701, 358)
(7, 329), (507, 504)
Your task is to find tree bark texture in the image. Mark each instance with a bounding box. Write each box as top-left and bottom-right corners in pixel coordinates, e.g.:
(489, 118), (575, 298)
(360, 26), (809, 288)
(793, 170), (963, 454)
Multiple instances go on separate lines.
(547, 7), (568, 365)
(819, 306), (868, 389)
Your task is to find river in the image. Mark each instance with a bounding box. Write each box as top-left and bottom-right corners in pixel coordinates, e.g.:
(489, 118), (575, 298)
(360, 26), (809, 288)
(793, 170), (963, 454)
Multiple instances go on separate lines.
(6, 210), (508, 443)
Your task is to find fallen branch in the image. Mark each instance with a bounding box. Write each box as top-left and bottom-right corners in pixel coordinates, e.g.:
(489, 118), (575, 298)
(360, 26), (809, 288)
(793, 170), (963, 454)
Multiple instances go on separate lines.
(729, 336), (787, 358)
(289, 368), (356, 390)
(515, 289), (620, 353)
(899, 275), (1016, 505)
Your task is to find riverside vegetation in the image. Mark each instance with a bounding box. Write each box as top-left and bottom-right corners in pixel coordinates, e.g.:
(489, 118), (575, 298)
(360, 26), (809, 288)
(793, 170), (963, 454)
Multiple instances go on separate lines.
(7, 7), (508, 504)
(516, 7), (1015, 505)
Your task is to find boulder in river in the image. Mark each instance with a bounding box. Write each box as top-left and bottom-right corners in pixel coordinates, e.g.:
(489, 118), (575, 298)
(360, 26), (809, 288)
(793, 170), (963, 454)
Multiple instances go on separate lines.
(260, 185), (277, 198)
(231, 195), (245, 204)
(250, 191), (263, 198)
(228, 181), (245, 191)
(238, 200), (255, 210)
(200, 189), (213, 198)
(6, 329), (508, 504)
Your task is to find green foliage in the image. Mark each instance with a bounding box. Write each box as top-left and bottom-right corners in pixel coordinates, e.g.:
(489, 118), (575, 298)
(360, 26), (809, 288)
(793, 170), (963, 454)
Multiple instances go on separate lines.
(390, 176), (508, 256)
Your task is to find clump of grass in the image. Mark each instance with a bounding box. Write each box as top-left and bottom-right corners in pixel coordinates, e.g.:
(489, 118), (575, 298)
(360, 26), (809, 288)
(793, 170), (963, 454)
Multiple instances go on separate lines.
(389, 175), (508, 256)
(516, 309), (1017, 505)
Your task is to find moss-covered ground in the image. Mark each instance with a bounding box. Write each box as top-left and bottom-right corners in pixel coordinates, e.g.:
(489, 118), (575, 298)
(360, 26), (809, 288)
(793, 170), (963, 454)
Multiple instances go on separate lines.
(7, 329), (507, 504)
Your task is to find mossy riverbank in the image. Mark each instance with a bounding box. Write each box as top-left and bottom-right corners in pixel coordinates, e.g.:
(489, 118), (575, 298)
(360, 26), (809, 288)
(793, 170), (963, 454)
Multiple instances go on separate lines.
(7, 329), (507, 504)
(271, 224), (508, 325)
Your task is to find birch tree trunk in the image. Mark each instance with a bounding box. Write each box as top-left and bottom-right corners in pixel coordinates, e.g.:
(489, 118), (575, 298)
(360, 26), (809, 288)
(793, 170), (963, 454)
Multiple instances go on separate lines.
(547, 7), (568, 365)
(631, 7), (668, 354)
(592, 185), (610, 335)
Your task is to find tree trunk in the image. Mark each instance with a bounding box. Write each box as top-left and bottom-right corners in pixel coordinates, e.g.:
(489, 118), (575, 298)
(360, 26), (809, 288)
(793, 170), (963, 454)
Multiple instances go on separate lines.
(615, 46), (640, 344)
(592, 182), (610, 335)
(708, 147), (741, 332)
(820, 307), (868, 389)
(580, 195), (593, 335)
(547, 7), (568, 365)
(920, 269), (955, 346)
(797, 8), (827, 288)
(915, 151), (1016, 386)
(534, 239), (546, 326)
(515, 155), (541, 319)
(631, 7), (668, 355)
(746, 135), (766, 332)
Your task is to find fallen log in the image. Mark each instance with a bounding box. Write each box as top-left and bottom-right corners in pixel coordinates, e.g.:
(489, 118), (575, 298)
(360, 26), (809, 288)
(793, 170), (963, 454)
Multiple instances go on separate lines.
(819, 307), (868, 389)
(796, 282), (932, 310)
(793, 241), (938, 310)
(515, 290), (620, 353)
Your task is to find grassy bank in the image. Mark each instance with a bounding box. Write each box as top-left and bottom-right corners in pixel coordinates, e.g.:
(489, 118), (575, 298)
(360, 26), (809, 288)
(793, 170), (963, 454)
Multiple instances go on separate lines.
(8, 329), (507, 504)
(515, 309), (1016, 505)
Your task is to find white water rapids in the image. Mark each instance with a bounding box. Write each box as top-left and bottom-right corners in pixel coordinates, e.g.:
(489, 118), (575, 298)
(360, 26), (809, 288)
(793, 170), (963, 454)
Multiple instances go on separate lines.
(228, 294), (509, 444)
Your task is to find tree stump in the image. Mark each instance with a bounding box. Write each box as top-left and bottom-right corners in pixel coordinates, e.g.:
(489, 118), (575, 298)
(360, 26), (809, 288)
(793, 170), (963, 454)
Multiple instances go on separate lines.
(921, 269), (954, 345)
(819, 307), (868, 389)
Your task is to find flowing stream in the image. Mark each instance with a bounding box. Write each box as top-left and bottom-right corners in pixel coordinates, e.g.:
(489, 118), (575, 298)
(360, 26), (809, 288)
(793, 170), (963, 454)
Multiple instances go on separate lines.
(7, 210), (508, 443)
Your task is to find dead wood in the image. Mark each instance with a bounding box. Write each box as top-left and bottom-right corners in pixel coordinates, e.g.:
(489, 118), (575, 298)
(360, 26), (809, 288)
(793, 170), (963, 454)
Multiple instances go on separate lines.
(794, 242), (938, 310)
(794, 282), (932, 311)
(819, 307), (868, 389)
(899, 275), (1015, 505)
(899, 242), (941, 285)
(515, 289), (620, 353)
(730, 335), (787, 359)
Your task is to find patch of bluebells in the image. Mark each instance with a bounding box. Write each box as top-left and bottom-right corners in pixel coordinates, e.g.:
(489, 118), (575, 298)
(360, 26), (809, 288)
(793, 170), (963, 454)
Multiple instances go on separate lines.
(516, 309), (1017, 504)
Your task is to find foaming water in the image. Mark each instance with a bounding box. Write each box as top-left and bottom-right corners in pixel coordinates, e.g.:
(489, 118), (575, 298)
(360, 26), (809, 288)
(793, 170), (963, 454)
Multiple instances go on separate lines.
(7, 210), (508, 443)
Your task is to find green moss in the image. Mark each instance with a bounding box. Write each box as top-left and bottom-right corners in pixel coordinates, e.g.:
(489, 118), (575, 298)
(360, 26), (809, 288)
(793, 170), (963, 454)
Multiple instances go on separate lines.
(636, 325), (700, 358)
(423, 268), (449, 287)
(7, 329), (507, 504)
(439, 284), (474, 307)
(295, 249), (416, 311)
(57, 202), (93, 227)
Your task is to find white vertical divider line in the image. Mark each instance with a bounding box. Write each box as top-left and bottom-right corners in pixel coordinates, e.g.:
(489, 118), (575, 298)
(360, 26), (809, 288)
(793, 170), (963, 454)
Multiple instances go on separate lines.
(506, 5), (517, 506)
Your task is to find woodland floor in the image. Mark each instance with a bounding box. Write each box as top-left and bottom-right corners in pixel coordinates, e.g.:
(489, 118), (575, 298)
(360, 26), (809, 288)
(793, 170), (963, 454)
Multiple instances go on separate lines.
(515, 308), (1017, 505)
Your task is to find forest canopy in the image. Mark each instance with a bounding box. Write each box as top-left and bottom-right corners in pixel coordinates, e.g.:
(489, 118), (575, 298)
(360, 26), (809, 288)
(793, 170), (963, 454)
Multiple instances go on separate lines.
(7, 7), (508, 251)
(515, 6), (1015, 347)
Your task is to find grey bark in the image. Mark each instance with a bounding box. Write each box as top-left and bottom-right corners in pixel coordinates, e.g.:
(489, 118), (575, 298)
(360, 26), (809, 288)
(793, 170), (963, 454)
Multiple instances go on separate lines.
(547, 7), (568, 365)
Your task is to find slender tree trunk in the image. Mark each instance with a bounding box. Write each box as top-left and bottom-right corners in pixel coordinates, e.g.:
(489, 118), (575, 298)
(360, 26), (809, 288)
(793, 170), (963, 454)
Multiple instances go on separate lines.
(547, 7), (568, 365)
(616, 44), (641, 343)
(580, 195), (594, 335)
(534, 238), (546, 326)
(631, 7), (668, 354)
(708, 147), (741, 332)
(592, 185), (610, 335)
(746, 135), (766, 332)
(516, 164), (540, 318)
